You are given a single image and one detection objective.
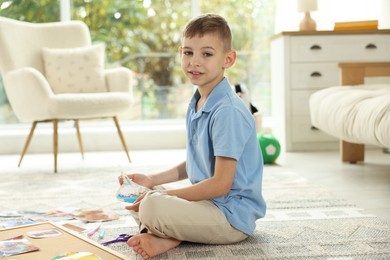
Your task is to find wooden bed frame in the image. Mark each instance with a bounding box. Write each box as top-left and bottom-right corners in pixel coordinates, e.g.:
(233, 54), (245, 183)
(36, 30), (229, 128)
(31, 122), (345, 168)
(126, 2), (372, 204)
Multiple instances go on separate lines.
(339, 62), (390, 163)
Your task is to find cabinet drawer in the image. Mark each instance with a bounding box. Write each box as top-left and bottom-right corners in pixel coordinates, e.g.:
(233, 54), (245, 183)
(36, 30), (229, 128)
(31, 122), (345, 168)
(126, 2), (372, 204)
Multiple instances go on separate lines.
(291, 63), (339, 89)
(291, 35), (390, 62)
(291, 116), (338, 142)
(291, 90), (318, 116)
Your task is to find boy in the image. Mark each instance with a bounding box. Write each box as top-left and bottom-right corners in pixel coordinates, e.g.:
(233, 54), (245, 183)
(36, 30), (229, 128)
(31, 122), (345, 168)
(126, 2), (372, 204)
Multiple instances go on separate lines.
(122, 13), (266, 259)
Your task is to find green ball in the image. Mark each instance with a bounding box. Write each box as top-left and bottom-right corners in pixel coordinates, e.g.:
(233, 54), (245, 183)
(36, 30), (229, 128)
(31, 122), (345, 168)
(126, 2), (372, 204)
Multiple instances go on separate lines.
(257, 133), (281, 164)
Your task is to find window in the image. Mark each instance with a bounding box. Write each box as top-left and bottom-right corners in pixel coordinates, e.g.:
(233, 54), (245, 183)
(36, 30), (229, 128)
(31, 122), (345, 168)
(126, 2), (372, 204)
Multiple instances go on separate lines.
(0, 0), (275, 124)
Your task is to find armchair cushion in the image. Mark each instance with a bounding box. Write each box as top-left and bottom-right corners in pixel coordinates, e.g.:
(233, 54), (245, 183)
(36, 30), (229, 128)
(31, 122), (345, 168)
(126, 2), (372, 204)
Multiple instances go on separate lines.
(49, 92), (132, 119)
(42, 44), (107, 94)
(105, 67), (135, 93)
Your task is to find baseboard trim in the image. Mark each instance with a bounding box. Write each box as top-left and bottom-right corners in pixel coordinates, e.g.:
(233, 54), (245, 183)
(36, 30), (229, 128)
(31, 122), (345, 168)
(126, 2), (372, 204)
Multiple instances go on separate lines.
(0, 120), (187, 155)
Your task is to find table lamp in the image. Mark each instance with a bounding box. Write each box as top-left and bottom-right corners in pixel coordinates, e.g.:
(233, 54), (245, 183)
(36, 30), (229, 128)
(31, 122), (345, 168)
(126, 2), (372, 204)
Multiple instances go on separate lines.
(297, 0), (318, 31)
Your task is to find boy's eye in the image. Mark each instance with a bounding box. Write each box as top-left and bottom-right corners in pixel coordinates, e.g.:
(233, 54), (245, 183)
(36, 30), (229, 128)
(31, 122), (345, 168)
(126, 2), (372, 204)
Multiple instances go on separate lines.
(203, 52), (213, 57)
(183, 51), (193, 56)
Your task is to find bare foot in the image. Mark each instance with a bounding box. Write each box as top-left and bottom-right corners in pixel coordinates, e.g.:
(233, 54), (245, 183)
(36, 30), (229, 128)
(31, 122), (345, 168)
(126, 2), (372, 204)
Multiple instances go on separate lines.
(127, 233), (181, 259)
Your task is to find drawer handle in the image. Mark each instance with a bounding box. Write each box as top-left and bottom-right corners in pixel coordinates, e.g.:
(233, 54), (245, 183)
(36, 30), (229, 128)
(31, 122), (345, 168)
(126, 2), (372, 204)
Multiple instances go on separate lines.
(310, 44), (322, 50)
(365, 43), (377, 49)
(310, 72), (322, 77)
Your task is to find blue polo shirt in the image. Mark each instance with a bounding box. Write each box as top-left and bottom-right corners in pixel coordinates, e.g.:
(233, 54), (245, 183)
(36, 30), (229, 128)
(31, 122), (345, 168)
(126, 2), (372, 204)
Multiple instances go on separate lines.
(186, 78), (266, 235)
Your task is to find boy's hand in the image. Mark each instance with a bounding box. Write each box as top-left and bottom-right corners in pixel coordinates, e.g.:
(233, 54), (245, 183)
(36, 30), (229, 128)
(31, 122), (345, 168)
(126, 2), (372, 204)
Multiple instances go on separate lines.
(118, 173), (154, 189)
(125, 192), (146, 212)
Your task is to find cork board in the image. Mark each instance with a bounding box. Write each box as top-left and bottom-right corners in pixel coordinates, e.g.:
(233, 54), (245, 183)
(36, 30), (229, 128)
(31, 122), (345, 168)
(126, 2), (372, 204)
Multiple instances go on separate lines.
(0, 221), (127, 259)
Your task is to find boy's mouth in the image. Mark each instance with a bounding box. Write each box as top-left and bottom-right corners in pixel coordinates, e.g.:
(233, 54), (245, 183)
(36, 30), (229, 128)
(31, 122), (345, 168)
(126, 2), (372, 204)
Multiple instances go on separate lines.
(188, 70), (203, 78)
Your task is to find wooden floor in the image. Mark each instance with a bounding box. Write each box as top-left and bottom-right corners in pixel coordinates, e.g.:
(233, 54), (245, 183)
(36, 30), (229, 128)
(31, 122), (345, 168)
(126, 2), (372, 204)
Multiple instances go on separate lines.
(278, 148), (390, 224)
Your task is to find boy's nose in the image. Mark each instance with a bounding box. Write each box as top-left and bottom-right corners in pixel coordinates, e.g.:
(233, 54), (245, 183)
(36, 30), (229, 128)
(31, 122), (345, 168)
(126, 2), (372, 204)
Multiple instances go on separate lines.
(189, 59), (200, 67)
(189, 54), (201, 67)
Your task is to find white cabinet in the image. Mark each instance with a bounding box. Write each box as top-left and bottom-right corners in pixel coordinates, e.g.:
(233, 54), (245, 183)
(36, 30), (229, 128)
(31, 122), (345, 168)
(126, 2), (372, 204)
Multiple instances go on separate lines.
(271, 30), (390, 151)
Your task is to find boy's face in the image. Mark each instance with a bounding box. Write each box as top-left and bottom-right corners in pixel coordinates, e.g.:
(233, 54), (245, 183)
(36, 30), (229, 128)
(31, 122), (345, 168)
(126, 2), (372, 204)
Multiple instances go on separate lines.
(180, 33), (236, 91)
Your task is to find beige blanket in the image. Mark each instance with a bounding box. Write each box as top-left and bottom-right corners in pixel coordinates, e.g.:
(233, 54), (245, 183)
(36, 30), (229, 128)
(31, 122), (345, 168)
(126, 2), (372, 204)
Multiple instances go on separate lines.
(310, 84), (390, 148)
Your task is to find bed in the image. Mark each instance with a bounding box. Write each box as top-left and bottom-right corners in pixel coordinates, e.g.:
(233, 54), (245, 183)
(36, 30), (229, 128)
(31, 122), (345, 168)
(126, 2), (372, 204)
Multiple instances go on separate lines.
(309, 62), (390, 163)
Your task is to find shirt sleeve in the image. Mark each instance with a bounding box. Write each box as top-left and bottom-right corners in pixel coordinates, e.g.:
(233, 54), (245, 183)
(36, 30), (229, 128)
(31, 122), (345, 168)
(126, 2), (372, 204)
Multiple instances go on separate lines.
(210, 106), (252, 160)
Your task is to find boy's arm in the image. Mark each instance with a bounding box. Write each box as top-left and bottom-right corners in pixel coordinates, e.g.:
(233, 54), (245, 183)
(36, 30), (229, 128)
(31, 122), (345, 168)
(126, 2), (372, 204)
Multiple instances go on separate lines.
(165, 156), (236, 201)
(150, 161), (187, 186)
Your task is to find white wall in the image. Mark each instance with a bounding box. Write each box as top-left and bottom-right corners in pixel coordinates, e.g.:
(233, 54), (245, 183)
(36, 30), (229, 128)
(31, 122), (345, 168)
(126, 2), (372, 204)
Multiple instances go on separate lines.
(275, 0), (389, 33)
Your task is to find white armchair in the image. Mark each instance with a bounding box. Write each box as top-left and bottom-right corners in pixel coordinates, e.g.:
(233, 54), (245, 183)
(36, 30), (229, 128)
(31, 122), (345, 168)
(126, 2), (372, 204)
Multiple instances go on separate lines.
(0, 16), (133, 172)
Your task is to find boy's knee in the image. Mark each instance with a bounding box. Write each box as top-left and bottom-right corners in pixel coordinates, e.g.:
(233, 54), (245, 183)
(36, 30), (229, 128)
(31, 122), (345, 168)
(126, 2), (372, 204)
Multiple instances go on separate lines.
(139, 191), (173, 237)
(138, 191), (165, 225)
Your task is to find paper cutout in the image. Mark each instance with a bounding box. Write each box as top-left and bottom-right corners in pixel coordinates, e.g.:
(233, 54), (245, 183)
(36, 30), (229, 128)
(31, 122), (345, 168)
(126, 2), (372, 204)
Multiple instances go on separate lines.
(1, 220), (37, 228)
(29, 210), (75, 222)
(76, 209), (119, 223)
(0, 236), (39, 257)
(62, 223), (86, 233)
(27, 228), (63, 239)
(51, 251), (102, 259)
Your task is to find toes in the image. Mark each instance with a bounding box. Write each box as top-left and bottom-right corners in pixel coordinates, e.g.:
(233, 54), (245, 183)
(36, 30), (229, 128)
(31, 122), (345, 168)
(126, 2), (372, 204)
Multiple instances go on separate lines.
(133, 247), (149, 259)
(127, 237), (136, 246)
(141, 252), (149, 259)
(132, 246), (141, 254)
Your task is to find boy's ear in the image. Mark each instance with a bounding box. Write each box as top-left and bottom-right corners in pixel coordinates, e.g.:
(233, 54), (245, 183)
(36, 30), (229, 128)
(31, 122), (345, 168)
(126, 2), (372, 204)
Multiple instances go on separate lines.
(179, 46), (183, 56)
(223, 50), (236, 69)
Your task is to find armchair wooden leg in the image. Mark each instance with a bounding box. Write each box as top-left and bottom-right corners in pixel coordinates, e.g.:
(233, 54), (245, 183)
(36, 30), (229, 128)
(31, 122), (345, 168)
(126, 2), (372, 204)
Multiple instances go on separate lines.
(341, 140), (364, 163)
(74, 120), (85, 159)
(53, 119), (58, 173)
(18, 121), (38, 168)
(113, 116), (131, 162)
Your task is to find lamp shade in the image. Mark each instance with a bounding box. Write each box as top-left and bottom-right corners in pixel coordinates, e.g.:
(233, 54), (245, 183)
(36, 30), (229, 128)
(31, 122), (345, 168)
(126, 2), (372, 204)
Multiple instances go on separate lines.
(297, 0), (318, 12)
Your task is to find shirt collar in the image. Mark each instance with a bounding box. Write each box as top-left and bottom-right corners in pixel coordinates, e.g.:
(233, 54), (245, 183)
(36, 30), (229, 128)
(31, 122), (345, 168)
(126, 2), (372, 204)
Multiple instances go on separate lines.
(189, 78), (231, 113)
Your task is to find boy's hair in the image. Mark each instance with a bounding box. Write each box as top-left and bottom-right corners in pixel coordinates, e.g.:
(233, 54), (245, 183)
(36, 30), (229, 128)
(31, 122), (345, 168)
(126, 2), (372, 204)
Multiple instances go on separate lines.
(182, 13), (232, 51)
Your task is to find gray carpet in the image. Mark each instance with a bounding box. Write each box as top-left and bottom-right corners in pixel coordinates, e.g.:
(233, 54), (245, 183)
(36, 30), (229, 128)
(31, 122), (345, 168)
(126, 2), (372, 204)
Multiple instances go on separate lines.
(1, 158), (390, 259)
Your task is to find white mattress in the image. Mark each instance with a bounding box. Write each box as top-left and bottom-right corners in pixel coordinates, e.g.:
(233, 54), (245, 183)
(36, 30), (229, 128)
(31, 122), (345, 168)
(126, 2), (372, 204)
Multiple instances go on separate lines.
(309, 84), (390, 148)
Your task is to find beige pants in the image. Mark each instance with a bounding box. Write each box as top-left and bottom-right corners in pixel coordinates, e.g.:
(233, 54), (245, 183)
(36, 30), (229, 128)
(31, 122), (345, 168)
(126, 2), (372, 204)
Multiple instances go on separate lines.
(130, 190), (248, 244)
